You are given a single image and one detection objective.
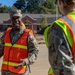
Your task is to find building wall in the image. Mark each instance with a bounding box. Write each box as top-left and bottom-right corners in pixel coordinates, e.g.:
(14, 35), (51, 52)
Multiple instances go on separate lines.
(2, 14), (62, 32)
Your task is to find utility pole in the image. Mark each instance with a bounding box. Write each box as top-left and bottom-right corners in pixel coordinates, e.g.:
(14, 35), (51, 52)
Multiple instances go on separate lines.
(56, 4), (58, 19)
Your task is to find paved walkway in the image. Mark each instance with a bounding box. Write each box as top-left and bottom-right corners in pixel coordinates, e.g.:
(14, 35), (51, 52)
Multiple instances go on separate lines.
(29, 44), (50, 75)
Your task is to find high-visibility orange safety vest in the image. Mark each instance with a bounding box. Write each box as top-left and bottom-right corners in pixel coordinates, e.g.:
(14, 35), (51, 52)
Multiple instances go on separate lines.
(44, 11), (75, 75)
(2, 28), (34, 74)
(21, 22), (26, 28)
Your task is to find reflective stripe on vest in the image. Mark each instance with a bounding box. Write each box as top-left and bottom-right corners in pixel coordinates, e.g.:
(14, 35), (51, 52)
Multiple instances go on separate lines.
(3, 61), (26, 68)
(44, 27), (54, 75)
(55, 15), (75, 61)
(55, 18), (73, 46)
(67, 11), (75, 24)
(48, 67), (54, 75)
(5, 43), (27, 49)
(44, 27), (51, 48)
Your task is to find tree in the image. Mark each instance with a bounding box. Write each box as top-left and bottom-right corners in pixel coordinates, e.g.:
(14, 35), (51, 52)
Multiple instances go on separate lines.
(44, 0), (55, 9)
(0, 4), (9, 13)
(40, 16), (48, 28)
(26, 0), (40, 13)
(0, 0), (58, 14)
(13, 0), (26, 12)
(8, 6), (17, 12)
(0, 3), (2, 7)
(39, 0), (45, 5)
(36, 0), (56, 14)
(2, 5), (9, 13)
(43, 0), (56, 14)
(37, 6), (52, 14)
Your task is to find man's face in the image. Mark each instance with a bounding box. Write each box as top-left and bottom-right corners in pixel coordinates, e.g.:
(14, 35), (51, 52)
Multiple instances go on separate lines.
(11, 16), (22, 30)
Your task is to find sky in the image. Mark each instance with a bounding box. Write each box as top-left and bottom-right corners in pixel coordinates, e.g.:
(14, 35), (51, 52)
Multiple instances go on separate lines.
(0, 0), (16, 7)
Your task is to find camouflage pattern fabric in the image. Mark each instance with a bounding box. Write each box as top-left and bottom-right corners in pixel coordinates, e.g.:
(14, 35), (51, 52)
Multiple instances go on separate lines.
(48, 24), (75, 75)
(0, 26), (39, 75)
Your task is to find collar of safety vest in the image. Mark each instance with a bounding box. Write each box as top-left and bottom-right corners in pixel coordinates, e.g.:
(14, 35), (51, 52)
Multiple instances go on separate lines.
(68, 11), (75, 15)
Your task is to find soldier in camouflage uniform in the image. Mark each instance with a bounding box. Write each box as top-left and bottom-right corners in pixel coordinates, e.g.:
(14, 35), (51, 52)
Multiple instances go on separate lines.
(0, 9), (39, 75)
(44, 0), (75, 75)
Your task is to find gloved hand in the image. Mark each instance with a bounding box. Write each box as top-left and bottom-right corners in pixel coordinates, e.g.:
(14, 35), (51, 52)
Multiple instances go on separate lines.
(14, 58), (29, 68)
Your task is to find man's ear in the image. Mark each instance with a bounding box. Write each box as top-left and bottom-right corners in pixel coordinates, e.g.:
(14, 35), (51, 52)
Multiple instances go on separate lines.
(58, 0), (61, 5)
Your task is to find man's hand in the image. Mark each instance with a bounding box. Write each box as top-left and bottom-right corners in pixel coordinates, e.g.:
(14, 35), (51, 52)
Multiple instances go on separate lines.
(14, 58), (29, 68)
(14, 62), (24, 68)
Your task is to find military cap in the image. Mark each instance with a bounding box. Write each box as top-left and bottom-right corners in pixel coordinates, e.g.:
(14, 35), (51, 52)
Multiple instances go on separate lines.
(9, 9), (22, 18)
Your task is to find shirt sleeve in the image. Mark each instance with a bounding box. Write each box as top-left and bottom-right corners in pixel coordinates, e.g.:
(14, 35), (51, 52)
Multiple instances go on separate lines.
(27, 32), (39, 64)
(0, 32), (5, 57)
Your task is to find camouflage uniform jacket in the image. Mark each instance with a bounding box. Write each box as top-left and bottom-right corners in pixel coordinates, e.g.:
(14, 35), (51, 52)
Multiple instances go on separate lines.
(0, 26), (39, 75)
(48, 23), (75, 75)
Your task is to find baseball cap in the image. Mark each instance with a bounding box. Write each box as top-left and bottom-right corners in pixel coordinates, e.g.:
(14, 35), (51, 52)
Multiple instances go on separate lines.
(9, 9), (22, 18)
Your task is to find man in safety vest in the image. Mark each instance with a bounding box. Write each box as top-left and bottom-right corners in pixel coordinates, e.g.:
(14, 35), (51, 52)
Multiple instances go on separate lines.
(44, 0), (75, 75)
(0, 9), (39, 75)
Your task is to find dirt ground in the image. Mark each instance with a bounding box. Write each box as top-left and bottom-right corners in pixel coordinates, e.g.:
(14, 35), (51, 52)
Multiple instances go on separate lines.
(0, 34), (50, 75)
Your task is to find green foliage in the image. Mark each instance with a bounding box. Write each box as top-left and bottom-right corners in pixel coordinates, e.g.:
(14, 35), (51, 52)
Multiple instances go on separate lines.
(36, 0), (56, 14)
(26, 0), (40, 13)
(37, 6), (55, 14)
(40, 16), (48, 28)
(42, 0), (56, 14)
(43, 0), (55, 9)
(0, 5), (9, 13)
(8, 6), (17, 12)
(0, 0), (59, 14)
(2, 5), (9, 13)
(13, 0), (26, 12)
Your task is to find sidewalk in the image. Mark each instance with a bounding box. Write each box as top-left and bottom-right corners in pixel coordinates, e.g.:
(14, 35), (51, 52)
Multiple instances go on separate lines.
(29, 44), (50, 75)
